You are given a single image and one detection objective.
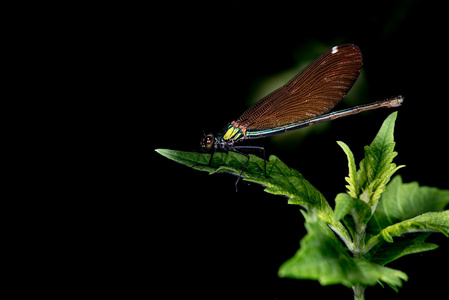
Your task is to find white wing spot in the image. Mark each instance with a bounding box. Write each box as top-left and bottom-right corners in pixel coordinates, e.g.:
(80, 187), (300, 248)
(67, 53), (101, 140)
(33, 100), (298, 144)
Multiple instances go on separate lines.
(331, 46), (338, 54)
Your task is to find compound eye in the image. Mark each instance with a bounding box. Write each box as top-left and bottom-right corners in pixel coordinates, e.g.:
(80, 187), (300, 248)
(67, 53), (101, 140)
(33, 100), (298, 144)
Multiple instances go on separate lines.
(201, 134), (214, 149)
(205, 134), (214, 147)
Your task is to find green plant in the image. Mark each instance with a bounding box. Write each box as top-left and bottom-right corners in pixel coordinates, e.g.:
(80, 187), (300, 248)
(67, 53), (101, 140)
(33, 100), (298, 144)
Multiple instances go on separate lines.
(155, 112), (449, 299)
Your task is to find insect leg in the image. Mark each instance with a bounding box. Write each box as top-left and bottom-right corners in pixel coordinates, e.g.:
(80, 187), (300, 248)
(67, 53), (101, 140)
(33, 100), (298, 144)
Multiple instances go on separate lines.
(228, 148), (250, 192)
(233, 146), (267, 177)
(231, 146), (267, 191)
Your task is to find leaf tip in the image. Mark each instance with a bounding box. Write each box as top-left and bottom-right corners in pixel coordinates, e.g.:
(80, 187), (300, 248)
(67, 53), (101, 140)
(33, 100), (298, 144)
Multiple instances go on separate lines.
(155, 148), (171, 158)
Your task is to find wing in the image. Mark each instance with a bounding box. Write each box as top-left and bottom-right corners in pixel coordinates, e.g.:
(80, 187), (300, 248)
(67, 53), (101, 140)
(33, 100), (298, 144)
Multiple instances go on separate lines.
(237, 44), (362, 130)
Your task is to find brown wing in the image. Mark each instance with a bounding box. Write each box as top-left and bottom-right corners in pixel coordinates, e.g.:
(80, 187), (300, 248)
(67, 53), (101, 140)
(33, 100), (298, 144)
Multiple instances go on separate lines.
(237, 44), (362, 130)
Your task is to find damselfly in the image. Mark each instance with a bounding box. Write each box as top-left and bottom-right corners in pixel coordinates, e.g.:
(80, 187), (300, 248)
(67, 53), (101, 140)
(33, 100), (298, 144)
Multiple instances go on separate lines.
(199, 44), (403, 190)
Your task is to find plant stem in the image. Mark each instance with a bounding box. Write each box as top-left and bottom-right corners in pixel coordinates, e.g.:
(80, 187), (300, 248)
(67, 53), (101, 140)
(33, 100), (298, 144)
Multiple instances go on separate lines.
(351, 208), (367, 300)
(353, 283), (365, 300)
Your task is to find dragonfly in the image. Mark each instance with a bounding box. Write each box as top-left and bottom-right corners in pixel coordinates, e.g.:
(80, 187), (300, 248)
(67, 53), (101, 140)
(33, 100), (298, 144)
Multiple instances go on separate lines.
(199, 44), (403, 190)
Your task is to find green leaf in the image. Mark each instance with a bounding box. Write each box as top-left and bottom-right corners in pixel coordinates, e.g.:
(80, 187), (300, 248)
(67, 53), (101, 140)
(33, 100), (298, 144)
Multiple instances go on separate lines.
(365, 233), (439, 266)
(367, 175), (449, 237)
(333, 193), (372, 253)
(155, 148), (334, 220)
(278, 212), (408, 289)
(337, 141), (359, 198)
(364, 211), (448, 267)
(356, 112), (405, 208)
(155, 148), (213, 169)
(371, 211), (449, 244)
(334, 193), (356, 223)
(334, 193), (372, 223)
(363, 176), (449, 265)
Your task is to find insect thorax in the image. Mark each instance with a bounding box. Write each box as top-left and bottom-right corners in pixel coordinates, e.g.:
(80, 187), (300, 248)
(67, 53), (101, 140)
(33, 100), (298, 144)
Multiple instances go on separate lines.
(222, 121), (247, 142)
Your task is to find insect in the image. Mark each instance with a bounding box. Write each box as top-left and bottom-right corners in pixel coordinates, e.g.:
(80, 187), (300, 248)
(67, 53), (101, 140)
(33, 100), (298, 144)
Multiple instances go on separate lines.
(199, 44), (403, 190)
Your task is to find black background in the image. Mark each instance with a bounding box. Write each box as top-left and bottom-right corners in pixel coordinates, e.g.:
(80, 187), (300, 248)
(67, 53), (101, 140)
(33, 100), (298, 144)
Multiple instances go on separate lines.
(66, 1), (448, 299)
